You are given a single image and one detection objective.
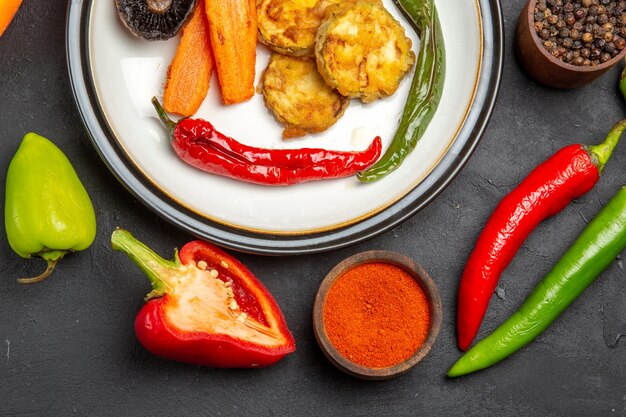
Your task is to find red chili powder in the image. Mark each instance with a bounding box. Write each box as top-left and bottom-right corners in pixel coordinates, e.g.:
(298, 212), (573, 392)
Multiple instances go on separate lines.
(323, 262), (430, 368)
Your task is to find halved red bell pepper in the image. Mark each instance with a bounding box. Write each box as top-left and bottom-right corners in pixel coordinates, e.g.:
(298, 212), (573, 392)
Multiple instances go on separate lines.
(111, 229), (296, 367)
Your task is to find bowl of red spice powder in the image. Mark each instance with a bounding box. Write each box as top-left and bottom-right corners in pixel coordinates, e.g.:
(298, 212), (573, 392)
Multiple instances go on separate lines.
(313, 251), (442, 380)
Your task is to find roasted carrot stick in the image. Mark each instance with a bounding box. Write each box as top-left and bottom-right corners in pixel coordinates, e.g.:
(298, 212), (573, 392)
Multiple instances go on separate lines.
(205, 0), (257, 105)
(163, 0), (214, 116)
(0, 0), (23, 37)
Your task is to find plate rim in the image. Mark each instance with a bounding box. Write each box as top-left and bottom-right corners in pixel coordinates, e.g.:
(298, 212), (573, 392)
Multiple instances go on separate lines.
(65, 0), (504, 255)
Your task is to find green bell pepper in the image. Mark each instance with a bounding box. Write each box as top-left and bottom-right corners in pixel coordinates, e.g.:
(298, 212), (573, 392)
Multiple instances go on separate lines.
(5, 133), (96, 284)
(448, 185), (626, 377)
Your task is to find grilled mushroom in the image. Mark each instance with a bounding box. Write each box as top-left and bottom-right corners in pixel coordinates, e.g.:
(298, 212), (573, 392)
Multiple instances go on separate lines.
(116, 0), (197, 41)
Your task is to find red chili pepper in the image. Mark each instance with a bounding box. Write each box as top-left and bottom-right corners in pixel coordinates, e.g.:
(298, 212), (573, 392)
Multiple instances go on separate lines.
(111, 229), (296, 367)
(151, 98), (382, 185)
(457, 120), (626, 351)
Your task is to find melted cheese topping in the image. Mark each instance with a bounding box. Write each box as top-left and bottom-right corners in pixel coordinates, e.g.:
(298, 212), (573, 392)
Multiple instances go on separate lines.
(261, 53), (349, 138)
(257, 0), (342, 56)
(315, 1), (415, 102)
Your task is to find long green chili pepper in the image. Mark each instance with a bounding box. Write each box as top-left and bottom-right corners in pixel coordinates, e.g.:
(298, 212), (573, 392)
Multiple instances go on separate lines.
(448, 185), (626, 377)
(357, 0), (445, 182)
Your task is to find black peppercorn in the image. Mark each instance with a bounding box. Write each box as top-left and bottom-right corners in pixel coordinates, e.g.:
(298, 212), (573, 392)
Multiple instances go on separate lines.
(535, 21), (544, 32)
(596, 38), (607, 47)
(574, 8), (587, 18)
(598, 13), (609, 23)
(573, 56), (585, 64)
(615, 36), (626, 48)
(590, 47), (602, 58)
(581, 47), (591, 57)
(606, 41), (617, 52)
(573, 39), (583, 48)
(563, 36), (574, 47)
(573, 21), (584, 30)
(600, 52), (611, 61)
(583, 58), (592, 65)
(540, 28), (551, 39)
(565, 51), (575, 61)
(548, 14), (559, 24)
(564, 2), (575, 11)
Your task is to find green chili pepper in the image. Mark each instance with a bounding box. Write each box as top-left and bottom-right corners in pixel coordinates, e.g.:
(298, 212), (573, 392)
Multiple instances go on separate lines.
(357, 0), (445, 182)
(448, 185), (626, 377)
(5, 133), (96, 284)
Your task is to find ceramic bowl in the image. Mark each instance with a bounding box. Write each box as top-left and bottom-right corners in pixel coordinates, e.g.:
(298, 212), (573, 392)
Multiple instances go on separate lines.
(516, 0), (626, 88)
(312, 251), (442, 380)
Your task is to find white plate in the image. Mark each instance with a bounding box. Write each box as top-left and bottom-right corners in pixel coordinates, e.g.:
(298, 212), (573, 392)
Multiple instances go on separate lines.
(67, 0), (503, 253)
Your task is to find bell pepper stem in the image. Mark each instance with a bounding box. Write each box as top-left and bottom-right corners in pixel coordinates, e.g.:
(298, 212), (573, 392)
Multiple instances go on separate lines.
(111, 228), (181, 300)
(17, 259), (58, 284)
(588, 119), (626, 173)
(151, 97), (176, 134)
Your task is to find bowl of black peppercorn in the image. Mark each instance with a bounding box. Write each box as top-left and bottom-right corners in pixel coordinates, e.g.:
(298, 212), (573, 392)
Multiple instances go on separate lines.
(516, 0), (626, 88)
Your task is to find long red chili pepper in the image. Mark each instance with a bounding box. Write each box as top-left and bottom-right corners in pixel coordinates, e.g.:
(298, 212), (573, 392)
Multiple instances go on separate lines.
(457, 120), (626, 351)
(152, 98), (382, 185)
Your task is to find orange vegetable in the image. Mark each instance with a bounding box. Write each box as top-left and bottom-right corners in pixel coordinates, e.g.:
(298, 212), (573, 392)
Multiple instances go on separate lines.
(205, 0), (257, 105)
(0, 0), (22, 38)
(163, 0), (214, 117)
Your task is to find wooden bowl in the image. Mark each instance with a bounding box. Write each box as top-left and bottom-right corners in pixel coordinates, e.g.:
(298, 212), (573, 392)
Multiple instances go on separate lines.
(312, 251), (442, 380)
(515, 0), (626, 88)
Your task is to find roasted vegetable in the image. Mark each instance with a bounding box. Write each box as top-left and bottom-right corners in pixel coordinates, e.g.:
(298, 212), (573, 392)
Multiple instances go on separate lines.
(315, 1), (415, 103)
(205, 0), (257, 104)
(260, 54), (349, 138)
(112, 229), (296, 367)
(163, 0), (214, 116)
(256, 0), (341, 57)
(152, 98), (382, 185)
(115, 0), (197, 41)
(5, 133), (96, 284)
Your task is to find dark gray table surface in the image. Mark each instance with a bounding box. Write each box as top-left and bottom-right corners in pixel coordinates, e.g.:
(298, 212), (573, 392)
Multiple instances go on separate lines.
(1, 1), (625, 416)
